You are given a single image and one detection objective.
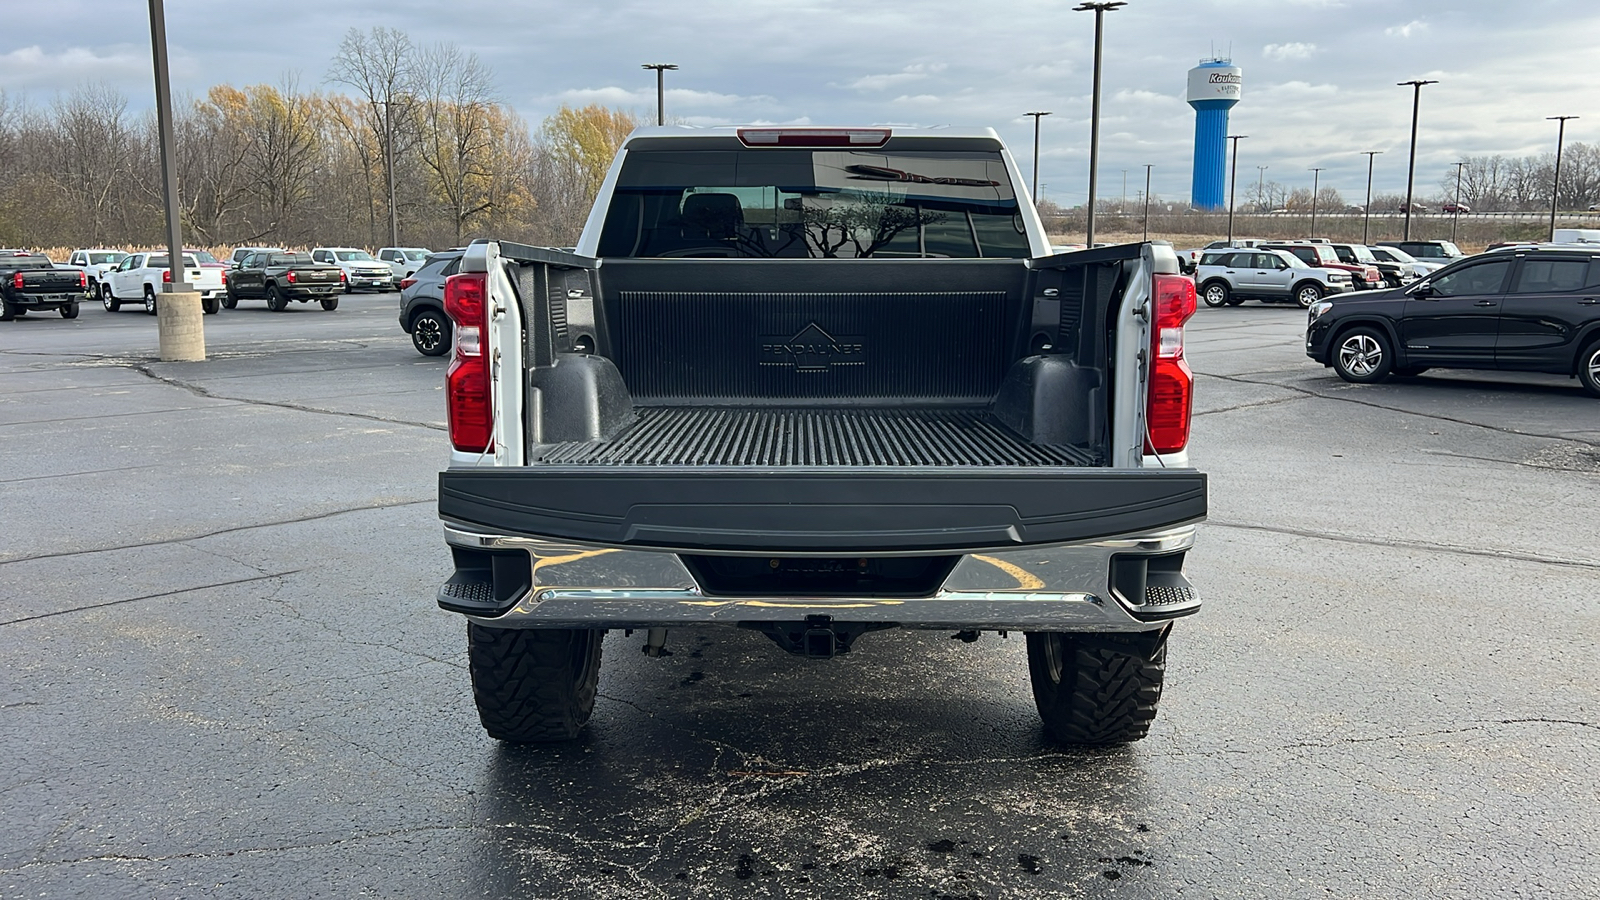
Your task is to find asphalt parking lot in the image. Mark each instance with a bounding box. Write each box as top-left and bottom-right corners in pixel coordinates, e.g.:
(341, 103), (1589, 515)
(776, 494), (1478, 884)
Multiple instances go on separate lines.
(2, 294), (1597, 899)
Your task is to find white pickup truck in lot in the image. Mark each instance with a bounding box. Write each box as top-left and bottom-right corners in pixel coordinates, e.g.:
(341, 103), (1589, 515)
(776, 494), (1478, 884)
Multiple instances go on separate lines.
(103, 251), (225, 315)
(433, 126), (1207, 746)
(63, 249), (128, 297)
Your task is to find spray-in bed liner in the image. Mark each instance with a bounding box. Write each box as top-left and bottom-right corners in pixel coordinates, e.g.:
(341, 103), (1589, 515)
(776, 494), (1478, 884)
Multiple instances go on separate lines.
(529, 407), (1097, 467)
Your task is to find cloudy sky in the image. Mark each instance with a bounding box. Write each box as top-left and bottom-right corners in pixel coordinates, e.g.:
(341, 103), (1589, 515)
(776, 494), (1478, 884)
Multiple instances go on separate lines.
(5, 0), (1599, 206)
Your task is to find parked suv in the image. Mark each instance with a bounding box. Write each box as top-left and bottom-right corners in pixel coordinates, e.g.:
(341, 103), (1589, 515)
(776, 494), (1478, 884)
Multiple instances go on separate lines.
(1262, 242), (1383, 291)
(1327, 243), (1412, 289)
(397, 248), (462, 356)
(1369, 245), (1444, 278)
(1376, 240), (1466, 263)
(1306, 245), (1600, 397)
(1196, 247), (1351, 308)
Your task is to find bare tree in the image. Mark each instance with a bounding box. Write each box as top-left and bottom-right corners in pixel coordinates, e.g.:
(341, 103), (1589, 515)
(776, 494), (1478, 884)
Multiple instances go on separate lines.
(327, 27), (416, 245)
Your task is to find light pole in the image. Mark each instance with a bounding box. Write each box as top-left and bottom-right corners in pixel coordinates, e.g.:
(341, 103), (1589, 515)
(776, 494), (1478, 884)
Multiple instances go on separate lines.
(1451, 160), (1466, 242)
(1548, 115), (1579, 241)
(146, 0), (203, 361)
(1025, 111), (1051, 200)
(1399, 79), (1438, 240)
(1074, 1), (1125, 246)
(1361, 150), (1381, 244)
(1256, 165), (1267, 211)
(641, 63), (678, 125)
(1142, 163), (1153, 240)
(1225, 134), (1247, 245)
(1308, 167), (1325, 239)
(1121, 168), (1128, 212)
(381, 99), (398, 246)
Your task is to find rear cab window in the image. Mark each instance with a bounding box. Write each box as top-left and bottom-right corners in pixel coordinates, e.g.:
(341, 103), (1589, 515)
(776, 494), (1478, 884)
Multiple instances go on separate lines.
(598, 146), (1029, 259)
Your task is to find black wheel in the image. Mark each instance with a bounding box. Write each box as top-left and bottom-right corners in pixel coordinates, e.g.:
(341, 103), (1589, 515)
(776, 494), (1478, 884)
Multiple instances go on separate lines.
(1200, 281), (1231, 308)
(60, 302), (79, 319)
(1578, 339), (1600, 398)
(1294, 282), (1324, 309)
(201, 295), (220, 315)
(467, 624), (603, 743)
(411, 309), (451, 356)
(320, 295), (339, 311)
(221, 285), (237, 309)
(267, 285), (287, 312)
(1026, 628), (1168, 745)
(1225, 296), (1246, 306)
(143, 287), (157, 316)
(0, 296), (14, 321)
(1331, 325), (1394, 384)
(101, 283), (120, 312)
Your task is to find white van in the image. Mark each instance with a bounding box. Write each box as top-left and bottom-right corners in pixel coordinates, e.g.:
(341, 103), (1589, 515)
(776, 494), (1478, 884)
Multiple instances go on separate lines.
(1551, 228), (1600, 244)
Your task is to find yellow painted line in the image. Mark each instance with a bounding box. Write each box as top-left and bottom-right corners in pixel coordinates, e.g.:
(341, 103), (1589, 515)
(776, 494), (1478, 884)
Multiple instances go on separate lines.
(971, 555), (1045, 590)
(532, 549), (619, 574)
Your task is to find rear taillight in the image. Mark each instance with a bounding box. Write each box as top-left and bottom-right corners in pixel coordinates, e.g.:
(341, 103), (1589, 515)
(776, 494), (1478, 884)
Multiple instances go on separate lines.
(444, 271), (492, 453)
(11, 272), (22, 289)
(340, 270), (348, 282)
(78, 270), (88, 289)
(1146, 273), (1197, 455)
(220, 269), (228, 284)
(399, 277), (416, 290)
(286, 270), (297, 284)
(162, 269), (171, 283)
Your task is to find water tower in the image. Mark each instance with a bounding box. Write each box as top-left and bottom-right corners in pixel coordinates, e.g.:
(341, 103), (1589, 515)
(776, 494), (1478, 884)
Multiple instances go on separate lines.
(1188, 58), (1243, 209)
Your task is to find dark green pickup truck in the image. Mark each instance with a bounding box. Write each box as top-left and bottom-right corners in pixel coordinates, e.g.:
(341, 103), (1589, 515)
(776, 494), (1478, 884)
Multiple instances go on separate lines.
(225, 251), (344, 312)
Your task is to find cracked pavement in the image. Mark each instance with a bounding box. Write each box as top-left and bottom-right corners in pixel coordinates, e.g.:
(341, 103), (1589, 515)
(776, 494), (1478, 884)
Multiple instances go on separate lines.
(2, 295), (1598, 898)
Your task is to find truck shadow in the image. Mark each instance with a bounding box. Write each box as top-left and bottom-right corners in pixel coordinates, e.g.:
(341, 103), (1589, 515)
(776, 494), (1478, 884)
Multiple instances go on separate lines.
(465, 628), (1165, 898)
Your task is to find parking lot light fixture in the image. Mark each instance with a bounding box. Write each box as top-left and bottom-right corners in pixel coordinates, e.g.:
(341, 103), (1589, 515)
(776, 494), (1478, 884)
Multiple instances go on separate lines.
(147, 0), (203, 361)
(1309, 167), (1325, 239)
(1398, 79), (1438, 240)
(1142, 163), (1153, 240)
(641, 64), (678, 126)
(1548, 116), (1579, 241)
(1452, 160), (1466, 242)
(1025, 111), (1051, 200)
(1361, 151), (1381, 244)
(1074, 1), (1126, 246)
(1225, 134), (1247, 244)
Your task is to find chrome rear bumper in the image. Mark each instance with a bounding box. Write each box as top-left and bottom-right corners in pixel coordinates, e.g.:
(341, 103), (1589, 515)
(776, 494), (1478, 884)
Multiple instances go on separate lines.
(439, 523), (1199, 632)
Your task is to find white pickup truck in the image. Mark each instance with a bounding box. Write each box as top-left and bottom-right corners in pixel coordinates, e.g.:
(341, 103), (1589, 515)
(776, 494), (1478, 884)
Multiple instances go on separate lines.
(435, 126), (1207, 747)
(103, 251), (225, 315)
(63, 249), (129, 297)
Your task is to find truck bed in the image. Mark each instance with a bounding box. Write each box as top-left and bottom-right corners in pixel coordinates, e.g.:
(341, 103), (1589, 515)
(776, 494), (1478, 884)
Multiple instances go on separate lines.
(529, 407), (1096, 468)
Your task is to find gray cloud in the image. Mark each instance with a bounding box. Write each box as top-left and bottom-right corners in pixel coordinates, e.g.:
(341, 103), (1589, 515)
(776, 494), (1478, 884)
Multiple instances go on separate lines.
(2, 0), (1597, 206)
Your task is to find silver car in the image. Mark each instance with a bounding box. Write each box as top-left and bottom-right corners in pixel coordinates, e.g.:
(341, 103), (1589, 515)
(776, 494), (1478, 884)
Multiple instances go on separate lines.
(1194, 247), (1351, 308)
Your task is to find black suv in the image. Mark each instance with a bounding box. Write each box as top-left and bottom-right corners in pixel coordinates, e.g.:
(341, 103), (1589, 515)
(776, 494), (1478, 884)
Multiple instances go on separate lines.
(398, 249), (464, 356)
(1306, 246), (1600, 397)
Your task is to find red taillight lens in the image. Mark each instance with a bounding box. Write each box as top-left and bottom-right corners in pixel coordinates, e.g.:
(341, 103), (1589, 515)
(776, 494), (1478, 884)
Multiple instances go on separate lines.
(340, 270), (347, 282)
(220, 269), (228, 284)
(286, 270), (297, 284)
(399, 277), (416, 290)
(162, 269), (171, 283)
(444, 272), (492, 453)
(78, 270), (88, 288)
(1146, 273), (1197, 455)
(11, 272), (22, 289)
